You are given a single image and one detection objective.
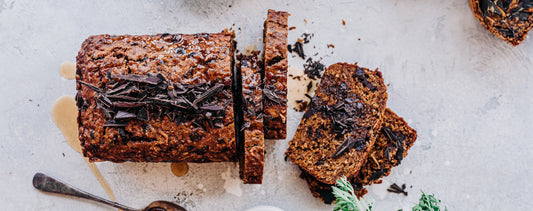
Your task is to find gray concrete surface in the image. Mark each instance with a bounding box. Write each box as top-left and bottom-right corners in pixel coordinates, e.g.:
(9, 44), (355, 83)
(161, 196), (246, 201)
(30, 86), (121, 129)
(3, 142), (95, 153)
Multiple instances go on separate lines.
(1, 0), (533, 210)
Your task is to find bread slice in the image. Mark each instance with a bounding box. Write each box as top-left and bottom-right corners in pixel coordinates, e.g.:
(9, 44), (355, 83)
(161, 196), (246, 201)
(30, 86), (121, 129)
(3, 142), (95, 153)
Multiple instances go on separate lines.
(236, 52), (265, 184)
(469, 0), (533, 46)
(263, 9), (289, 139)
(286, 63), (388, 185)
(301, 109), (417, 204)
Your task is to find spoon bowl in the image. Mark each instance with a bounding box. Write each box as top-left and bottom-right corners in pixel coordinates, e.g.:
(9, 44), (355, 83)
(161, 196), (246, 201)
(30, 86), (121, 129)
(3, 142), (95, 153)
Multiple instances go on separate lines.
(144, 201), (187, 211)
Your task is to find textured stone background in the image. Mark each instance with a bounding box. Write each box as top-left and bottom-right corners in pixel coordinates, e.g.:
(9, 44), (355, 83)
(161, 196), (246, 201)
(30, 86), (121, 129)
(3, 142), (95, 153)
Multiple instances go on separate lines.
(1, 0), (533, 210)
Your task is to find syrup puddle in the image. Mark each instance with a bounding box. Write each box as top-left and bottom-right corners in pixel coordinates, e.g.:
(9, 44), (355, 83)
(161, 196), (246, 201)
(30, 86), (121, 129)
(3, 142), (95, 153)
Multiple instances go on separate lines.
(243, 44), (257, 55)
(59, 62), (76, 80)
(53, 62), (116, 202)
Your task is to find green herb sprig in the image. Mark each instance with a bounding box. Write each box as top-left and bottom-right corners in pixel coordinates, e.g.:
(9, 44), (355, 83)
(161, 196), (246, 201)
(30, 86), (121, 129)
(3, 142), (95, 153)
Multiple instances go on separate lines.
(412, 191), (447, 211)
(331, 177), (446, 211)
(332, 177), (374, 211)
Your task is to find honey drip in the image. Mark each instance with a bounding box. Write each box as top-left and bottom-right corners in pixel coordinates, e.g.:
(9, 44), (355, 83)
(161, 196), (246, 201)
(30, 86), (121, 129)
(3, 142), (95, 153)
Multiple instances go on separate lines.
(52, 95), (117, 202)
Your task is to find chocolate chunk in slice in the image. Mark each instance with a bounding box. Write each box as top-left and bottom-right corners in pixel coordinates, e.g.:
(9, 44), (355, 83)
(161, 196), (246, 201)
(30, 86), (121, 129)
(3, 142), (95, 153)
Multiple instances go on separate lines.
(263, 9), (289, 139)
(286, 63), (388, 185)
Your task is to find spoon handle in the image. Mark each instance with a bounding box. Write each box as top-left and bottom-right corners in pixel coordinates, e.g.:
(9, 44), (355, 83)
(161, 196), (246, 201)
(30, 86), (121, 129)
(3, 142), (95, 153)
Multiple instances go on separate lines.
(33, 172), (138, 211)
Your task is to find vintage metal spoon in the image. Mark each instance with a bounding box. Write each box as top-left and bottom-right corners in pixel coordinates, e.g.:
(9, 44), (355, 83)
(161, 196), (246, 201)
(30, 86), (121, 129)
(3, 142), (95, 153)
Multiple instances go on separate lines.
(33, 172), (187, 211)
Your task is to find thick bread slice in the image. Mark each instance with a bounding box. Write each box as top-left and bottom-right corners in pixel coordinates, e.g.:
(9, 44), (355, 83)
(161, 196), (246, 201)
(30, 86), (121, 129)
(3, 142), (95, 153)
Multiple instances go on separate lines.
(301, 109), (417, 204)
(263, 9), (289, 139)
(237, 52), (265, 184)
(286, 63), (387, 185)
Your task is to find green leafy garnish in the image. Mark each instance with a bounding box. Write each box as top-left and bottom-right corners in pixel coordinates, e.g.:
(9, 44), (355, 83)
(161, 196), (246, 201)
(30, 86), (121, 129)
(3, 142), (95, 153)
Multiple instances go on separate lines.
(331, 178), (447, 211)
(412, 191), (447, 211)
(332, 177), (374, 211)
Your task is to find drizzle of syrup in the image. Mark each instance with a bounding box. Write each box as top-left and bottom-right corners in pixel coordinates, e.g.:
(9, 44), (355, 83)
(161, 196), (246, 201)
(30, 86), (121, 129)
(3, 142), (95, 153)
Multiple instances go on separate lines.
(53, 61), (116, 202)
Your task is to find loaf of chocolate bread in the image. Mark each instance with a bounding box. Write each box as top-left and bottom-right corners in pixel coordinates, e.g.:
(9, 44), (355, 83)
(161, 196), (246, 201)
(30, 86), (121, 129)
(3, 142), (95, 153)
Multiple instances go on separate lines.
(76, 33), (237, 162)
(300, 109), (417, 204)
(236, 52), (265, 184)
(263, 9), (289, 139)
(286, 63), (388, 185)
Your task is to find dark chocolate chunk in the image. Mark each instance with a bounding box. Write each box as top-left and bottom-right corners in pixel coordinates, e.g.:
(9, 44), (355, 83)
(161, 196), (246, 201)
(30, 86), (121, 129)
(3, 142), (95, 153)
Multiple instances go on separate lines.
(301, 33), (314, 44)
(115, 111), (136, 119)
(292, 42), (305, 59)
(303, 58), (325, 80)
(263, 86), (283, 104)
(353, 67), (376, 91)
(111, 73), (161, 85)
(383, 127), (406, 164)
(137, 109), (149, 121)
(306, 81), (313, 93)
(200, 104), (224, 111)
(302, 106), (317, 119)
(387, 183), (408, 196)
(332, 136), (366, 158)
(193, 83), (224, 106)
(79, 81), (102, 93)
(368, 169), (385, 181)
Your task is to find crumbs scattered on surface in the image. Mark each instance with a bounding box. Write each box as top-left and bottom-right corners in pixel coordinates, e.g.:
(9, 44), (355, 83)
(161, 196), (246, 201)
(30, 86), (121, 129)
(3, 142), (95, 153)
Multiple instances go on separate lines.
(196, 183), (206, 192)
(289, 26), (296, 30)
(303, 57), (325, 80)
(288, 66), (320, 112)
(342, 19), (346, 26)
(173, 191), (196, 210)
(327, 44), (335, 48)
(288, 33), (315, 60)
(288, 41), (305, 59)
(221, 166), (242, 197)
(301, 33), (313, 44)
(243, 44), (258, 56)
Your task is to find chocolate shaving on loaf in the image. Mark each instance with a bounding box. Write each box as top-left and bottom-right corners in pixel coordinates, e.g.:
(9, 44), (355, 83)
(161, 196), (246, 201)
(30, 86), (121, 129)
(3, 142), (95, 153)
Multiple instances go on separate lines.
(263, 84), (285, 104)
(80, 73), (225, 130)
(332, 136), (366, 158)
